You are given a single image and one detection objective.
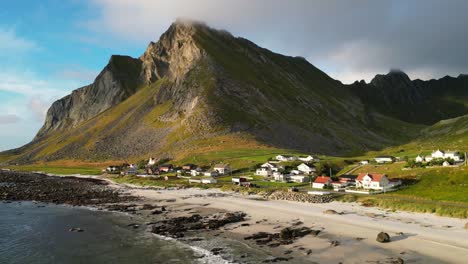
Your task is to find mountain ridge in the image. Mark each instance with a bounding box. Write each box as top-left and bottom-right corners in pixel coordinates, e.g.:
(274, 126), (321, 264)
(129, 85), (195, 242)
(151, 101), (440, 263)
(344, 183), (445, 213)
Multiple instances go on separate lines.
(2, 20), (467, 164)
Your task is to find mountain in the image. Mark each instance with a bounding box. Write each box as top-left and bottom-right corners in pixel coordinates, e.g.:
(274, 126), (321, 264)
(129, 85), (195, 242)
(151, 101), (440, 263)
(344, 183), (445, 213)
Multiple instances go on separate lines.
(348, 70), (468, 125)
(2, 20), (464, 164)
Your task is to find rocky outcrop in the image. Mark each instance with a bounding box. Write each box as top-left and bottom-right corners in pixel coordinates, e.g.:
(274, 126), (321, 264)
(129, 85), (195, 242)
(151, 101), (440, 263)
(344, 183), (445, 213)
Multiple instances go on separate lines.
(36, 55), (143, 138)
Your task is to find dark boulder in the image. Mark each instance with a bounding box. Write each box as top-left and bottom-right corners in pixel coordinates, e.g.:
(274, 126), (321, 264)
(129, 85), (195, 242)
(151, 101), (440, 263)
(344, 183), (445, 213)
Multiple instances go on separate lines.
(376, 232), (391, 243)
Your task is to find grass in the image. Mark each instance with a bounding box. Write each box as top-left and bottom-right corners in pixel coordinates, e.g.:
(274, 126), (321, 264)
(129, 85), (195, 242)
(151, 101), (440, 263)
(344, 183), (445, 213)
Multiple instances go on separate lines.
(3, 165), (102, 175)
(338, 194), (468, 218)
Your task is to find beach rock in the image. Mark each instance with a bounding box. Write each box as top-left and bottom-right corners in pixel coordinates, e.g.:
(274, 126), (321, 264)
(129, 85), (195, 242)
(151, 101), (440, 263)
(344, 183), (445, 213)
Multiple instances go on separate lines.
(210, 247), (223, 255)
(262, 257), (291, 263)
(68, 227), (84, 232)
(323, 209), (339, 215)
(279, 227), (313, 241)
(376, 232), (391, 243)
(395, 257), (405, 264)
(305, 249), (312, 255)
(151, 209), (163, 215)
(330, 240), (340, 247)
(245, 232), (272, 240)
(266, 192), (334, 203)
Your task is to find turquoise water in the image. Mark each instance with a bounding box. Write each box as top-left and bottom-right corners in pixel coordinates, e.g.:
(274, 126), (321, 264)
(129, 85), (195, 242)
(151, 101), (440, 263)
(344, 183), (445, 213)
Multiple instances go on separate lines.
(0, 202), (200, 264)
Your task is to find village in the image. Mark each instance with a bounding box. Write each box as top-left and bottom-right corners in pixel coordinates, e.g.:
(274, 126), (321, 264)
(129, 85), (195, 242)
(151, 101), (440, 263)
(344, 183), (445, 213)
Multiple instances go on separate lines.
(103, 149), (465, 195)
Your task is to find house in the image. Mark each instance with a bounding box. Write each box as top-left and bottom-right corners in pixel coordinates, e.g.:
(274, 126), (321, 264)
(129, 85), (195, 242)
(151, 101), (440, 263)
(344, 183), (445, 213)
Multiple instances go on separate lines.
(232, 177), (248, 184)
(148, 157), (156, 166)
(443, 151), (461, 162)
(443, 161), (450, 167)
(214, 164), (231, 175)
(289, 175), (310, 183)
(331, 181), (346, 191)
(297, 163), (316, 175)
(182, 164), (196, 171)
(359, 160), (369, 165)
(159, 164), (173, 173)
(374, 156), (395, 164)
(415, 155), (424, 163)
(275, 155), (297, 162)
(190, 168), (202, 176)
(388, 178), (402, 188)
(298, 155), (317, 162)
(273, 172), (289, 182)
(422, 149), (462, 163)
(261, 162), (280, 171)
(355, 173), (390, 190)
(312, 176), (332, 189)
(204, 170), (219, 177)
(290, 169), (301, 175)
(202, 177), (217, 184)
(256, 167), (272, 176)
(338, 175), (357, 186)
(125, 164), (138, 175)
(106, 166), (120, 174)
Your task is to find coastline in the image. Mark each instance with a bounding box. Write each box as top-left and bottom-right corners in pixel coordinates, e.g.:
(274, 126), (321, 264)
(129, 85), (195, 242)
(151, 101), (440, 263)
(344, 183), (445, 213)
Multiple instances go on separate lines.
(2, 171), (468, 263)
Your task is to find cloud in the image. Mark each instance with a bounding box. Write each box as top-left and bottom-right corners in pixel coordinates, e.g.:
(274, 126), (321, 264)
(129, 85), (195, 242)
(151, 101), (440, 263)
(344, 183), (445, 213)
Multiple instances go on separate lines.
(87, 0), (468, 83)
(0, 27), (37, 56)
(0, 114), (21, 124)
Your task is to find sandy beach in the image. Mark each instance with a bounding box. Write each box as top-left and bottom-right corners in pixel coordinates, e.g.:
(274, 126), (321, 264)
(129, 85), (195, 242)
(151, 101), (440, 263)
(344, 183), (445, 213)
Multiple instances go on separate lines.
(4, 171), (467, 263)
(124, 186), (467, 264)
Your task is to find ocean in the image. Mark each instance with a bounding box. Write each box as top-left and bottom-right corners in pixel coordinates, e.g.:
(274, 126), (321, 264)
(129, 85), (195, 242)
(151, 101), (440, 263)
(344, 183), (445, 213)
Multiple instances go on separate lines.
(0, 202), (275, 264)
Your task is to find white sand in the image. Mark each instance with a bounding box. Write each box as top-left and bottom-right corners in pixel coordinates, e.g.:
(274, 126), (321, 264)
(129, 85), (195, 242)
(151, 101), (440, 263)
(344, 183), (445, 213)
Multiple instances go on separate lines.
(128, 188), (468, 264)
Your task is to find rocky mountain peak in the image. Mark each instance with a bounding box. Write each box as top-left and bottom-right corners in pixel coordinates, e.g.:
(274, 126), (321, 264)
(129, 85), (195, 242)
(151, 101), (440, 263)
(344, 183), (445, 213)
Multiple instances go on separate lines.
(139, 19), (206, 83)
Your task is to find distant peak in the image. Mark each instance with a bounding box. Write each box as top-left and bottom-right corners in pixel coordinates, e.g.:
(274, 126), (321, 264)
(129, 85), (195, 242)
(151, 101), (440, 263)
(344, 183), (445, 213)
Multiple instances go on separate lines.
(388, 69), (408, 77)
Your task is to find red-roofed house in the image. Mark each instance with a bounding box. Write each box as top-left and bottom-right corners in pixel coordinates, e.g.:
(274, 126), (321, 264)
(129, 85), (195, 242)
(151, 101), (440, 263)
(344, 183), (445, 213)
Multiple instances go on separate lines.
(312, 176), (332, 189)
(355, 173), (389, 190)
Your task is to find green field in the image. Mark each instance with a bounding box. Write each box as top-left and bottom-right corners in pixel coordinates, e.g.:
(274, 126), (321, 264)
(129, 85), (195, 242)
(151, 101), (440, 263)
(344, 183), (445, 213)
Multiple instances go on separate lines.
(3, 165), (102, 175)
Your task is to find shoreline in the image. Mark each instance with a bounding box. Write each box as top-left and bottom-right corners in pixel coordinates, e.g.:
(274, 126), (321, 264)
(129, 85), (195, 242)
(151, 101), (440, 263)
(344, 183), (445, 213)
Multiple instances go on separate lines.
(2, 171), (468, 263)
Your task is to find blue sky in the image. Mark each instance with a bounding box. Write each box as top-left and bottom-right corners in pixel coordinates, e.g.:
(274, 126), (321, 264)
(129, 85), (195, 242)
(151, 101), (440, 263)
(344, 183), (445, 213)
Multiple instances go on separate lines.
(1, 0), (468, 151)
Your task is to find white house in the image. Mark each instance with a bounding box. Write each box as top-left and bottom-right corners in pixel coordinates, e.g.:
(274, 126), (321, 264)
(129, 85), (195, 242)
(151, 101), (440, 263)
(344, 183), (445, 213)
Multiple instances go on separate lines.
(190, 168), (202, 176)
(275, 155), (297, 162)
(290, 175), (310, 183)
(256, 167), (272, 176)
(273, 172), (289, 182)
(415, 155), (424, 163)
(432, 149), (445, 159)
(312, 176), (332, 189)
(261, 163), (279, 171)
(256, 163), (281, 176)
(374, 156), (395, 164)
(359, 160), (369, 165)
(297, 163), (316, 175)
(202, 177), (218, 184)
(204, 170), (219, 177)
(422, 149), (462, 163)
(355, 173), (390, 190)
(148, 157), (156, 166)
(298, 155), (318, 162)
(214, 164), (231, 175)
(444, 151), (461, 162)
